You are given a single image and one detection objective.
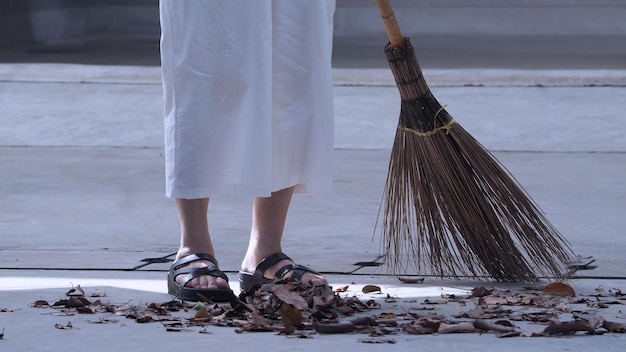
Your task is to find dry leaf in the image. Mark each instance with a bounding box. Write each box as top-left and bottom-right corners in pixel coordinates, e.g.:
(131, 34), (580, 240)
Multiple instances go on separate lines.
(402, 324), (436, 335)
(66, 284), (85, 297)
(358, 337), (397, 344)
(384, 294), (397, 303)
(247, 309), (275, 332)
(544, 320), (596, 335)
(54, 322), (73, 330)
(88, 317), (119, 324)
(362, 285), (382, 294)
(473, 319), (517, 333)
(194, 308), (210, 320)
(554, 303), (569, 312)
(481, 296), (509, 305)
(422, 298), (448, 305)
(543, 282), (576, 297)
(31, 300), (50, 308)
(397, 277), (424, 284)
(437, 322), (476, 334)
(315, 323), (356, 334)
(279, 303), (302, 334)
(471, 287), (493, 297)
(350, 317), (378, 326)
(335, 285), (349, 292)
(377, 312), (397, 319)
(272, 284), (308, 310)
(602, 320), (625, 333)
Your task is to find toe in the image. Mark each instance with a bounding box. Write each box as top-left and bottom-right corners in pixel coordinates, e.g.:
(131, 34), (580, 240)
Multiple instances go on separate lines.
(301, 271), (327, 286)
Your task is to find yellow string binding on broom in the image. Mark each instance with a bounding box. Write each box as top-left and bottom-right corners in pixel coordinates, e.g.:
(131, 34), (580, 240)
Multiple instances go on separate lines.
(399, 104), (457, 137)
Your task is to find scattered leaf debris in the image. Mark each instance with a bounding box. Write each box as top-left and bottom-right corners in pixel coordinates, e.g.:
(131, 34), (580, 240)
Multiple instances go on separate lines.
(23, 281), (626, 342)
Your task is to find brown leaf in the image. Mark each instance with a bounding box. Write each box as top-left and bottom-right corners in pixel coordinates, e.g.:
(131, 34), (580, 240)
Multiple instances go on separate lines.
(271, 284), (308, 310)
(279, 303), (302, 334)
(88, 317), (119, 324)
(473, 319), (517, 333)
(571, 312), (604, 329)
(54, 322), (73, 330)
(335, 305), (355, 315)
(76, 306), (94, 314)
(481, 296), (509, 305)
(66, 297), (88, 308)
(366, 300), (381, 309)
(194, 308), (210, 320)
(351, 317), (379, 326)
(315, 323), (356, 334)
(30, 300), (49, 308)
(310, 285), (336, 310)
(66, 284), (85, 297)
(136, 314), (156, 323)
(358, 337), (397, 344)
(422, 298), (448, 305)
(437, 322), (476, 334)
(384, 294), (397, 303)
(162, 321), (191, 332)
(602, 320), (625, 333)
(377, 312), (397, 319)
(543, 282), (576, 297)
(247, 309), (274, 331)
(471, 287), (493, 297)
(544, 320), (595, 335)
(362, 285), (382, 294)
(509, 312), (558, 323)
(397, 277), (425, 284)
(335, 285), (349, 292)
(402, 324), (435, 335)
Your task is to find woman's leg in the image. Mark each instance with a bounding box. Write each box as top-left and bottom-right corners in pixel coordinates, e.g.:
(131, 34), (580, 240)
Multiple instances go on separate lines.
(175, 198), (229, 289)
(241, 186), (326, 286)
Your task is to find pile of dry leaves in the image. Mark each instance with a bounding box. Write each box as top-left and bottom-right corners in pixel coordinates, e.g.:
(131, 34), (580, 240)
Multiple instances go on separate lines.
(17, 280), (626, 343)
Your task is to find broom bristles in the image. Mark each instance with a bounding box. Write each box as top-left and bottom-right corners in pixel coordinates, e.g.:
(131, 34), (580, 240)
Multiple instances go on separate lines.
(378, 37), (576, 282)
(379, 124), (575, 281)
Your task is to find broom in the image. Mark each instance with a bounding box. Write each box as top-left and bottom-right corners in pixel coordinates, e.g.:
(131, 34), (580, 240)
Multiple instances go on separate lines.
(374, 0), (576, 282)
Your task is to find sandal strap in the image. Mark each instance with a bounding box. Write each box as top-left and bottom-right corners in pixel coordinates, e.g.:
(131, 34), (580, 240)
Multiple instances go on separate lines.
(171, 253), (219, 270)
(170, 253), (228, 287)
(275, 263), (320, 281)
(254, 252), (291, 277)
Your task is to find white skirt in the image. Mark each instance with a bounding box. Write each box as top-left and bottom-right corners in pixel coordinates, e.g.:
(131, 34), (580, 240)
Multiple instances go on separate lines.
(159, 0), (336, 198)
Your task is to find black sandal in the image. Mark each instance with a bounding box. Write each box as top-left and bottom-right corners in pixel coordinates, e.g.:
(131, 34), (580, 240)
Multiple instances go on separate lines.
(238, 252), (322, 293)
(167, 253), (234, 302)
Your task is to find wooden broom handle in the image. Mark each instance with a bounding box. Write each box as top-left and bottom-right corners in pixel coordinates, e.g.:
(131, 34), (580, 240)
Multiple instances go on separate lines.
(374, 0), (404, 47)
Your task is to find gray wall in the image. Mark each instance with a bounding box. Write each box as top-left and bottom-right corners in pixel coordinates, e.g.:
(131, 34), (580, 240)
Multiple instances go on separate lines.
(0, 0), (158, 46)
(1, 0), (625, 47)
(335, 0), (626, 39)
